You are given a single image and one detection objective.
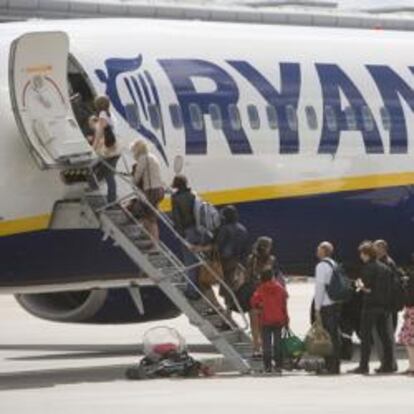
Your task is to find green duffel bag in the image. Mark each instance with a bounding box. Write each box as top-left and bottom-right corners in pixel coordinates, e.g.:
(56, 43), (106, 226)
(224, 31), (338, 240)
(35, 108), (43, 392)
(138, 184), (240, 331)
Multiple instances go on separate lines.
(305, 320), (333, 357)
(281, 328), (306, 359)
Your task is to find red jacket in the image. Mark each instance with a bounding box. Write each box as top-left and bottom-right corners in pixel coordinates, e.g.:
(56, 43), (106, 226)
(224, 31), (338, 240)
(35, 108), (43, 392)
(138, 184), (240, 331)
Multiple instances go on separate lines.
(250, 280), (289, 327)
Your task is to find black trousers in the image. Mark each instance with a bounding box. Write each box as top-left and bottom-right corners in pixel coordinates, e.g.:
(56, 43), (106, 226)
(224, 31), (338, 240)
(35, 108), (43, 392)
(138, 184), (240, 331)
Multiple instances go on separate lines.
(320, 304), (341, 374)
(360, 308), (394, 370)
(261, 325), (283, 371)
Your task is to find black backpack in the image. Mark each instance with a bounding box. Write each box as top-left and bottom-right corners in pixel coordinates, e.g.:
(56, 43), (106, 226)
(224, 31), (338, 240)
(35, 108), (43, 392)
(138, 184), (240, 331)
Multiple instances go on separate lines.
(323, 260), (354, 303)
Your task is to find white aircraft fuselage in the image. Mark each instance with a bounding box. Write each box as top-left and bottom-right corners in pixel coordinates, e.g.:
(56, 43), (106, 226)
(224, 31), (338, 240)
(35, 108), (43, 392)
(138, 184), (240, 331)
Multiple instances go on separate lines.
(1, 18), (413, 323)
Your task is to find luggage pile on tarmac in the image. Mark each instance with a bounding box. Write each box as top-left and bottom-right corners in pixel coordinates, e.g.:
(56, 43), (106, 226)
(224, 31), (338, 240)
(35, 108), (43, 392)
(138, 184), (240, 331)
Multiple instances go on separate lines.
(125, 324), (336, 379)
(126, 327), (212, 380)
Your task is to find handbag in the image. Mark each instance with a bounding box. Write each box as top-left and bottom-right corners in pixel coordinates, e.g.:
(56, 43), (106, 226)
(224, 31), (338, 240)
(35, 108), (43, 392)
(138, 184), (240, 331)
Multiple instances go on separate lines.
(145, 155), (165, 207)
(281, 328), (306, 359)
(198, 249), (223, 289)
(304, 319), (333, 357)
(126, 197), (146, 219)
(232, 280), (256, 313)
(145, 187), (165, 207)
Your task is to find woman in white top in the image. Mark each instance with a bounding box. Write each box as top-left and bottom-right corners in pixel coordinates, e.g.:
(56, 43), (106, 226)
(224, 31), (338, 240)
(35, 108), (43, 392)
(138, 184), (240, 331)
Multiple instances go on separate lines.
(130, 140), (165, 240)
(88, 96), (120, 203)
(93, 96), (115, 150)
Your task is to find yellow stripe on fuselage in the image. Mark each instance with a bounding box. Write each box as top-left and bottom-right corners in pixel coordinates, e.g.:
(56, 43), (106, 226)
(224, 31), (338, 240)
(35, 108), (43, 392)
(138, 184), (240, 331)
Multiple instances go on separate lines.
(1, 171), (414, 237)
(0, 214), (50, 237)
(199, 171), (414, 205)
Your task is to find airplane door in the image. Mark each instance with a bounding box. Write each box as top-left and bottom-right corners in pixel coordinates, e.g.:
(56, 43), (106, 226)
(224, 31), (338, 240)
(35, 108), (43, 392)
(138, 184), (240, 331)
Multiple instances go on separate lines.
(9, 31), (95, 168)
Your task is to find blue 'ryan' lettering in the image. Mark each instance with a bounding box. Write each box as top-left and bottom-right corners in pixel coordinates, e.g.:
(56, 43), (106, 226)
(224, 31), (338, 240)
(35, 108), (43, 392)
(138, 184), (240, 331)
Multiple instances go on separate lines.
(229, 61), (301, 154)
(316, 64), (383, 154)
(159, 59), (252, 155)
(367, 65), (414, 154)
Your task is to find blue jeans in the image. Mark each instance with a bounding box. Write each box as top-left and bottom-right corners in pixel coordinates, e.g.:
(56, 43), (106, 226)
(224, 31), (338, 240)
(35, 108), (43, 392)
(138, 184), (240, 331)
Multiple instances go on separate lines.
(88, 157), (119, 203)
(104, 171), (117, 203)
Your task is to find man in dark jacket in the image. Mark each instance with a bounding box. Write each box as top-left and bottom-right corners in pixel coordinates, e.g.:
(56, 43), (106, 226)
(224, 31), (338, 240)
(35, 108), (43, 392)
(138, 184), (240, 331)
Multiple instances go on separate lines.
(374, 239), (400, 372)
(374, 240), (404, 321)
(216, 205), (249, 313)
(171, 175), (204, 299)
(314, 241), (342, 375)
(349, 241), (395, 375)
(171, 175), (196, 237)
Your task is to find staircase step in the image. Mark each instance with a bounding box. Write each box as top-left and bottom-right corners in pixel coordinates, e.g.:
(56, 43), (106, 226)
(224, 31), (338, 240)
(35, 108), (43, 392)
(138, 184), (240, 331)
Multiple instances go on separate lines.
(122, 225), (146, 239)
(222, 330), (244, 344)
(134, 240), (156, 251)
(150, 259), (174, 269)
(204, 314), (228, 327)
(232, 342), (254, 355)
(173, 282), (187, 290)
(85, 195), (107, 209)
(105, 209), (131, 224)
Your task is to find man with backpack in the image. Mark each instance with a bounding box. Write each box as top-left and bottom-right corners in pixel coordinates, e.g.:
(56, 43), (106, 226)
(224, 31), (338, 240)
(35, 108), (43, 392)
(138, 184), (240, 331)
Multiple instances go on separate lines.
(216, 206), (249, 315)
(171, 175), (209, 299)
(313, 241), (342, 375)
(171, 175), (223, 300)
(171, 175), (196, 238)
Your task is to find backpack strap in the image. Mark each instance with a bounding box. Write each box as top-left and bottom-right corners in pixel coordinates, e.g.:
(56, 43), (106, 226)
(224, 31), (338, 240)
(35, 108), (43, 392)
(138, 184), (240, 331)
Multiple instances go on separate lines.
(321, 258), (336, 269)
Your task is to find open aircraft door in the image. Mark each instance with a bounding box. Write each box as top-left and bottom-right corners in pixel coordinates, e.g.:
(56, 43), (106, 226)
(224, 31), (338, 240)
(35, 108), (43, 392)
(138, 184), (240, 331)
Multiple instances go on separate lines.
(9, 31), (95, 168)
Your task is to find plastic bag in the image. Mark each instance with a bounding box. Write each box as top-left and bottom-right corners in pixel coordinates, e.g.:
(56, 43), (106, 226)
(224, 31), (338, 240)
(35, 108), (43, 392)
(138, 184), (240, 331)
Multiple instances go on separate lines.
(305, 320), (333, 357)
(281, 328), (306, 359)
(143, 326), (186, 361)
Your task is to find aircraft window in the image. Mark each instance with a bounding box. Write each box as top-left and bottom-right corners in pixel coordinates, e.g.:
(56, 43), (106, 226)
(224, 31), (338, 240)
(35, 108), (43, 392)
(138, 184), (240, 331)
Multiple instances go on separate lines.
(209, 103), (223, 130)
(169, 104), (183, 129)
(125, 103), (141, 129)
(228, 104), (242, 131)
(362, 106), (375, 132)
(305, 106), (318, 130)
(286, 105), (298, 131)
(148, 104), (161, 130)
(247, 105), (260, 130)
(266, 105), (278, 130)
(325, 105), (337, 132)
(189, 103), (204, 131)
(380, 107), (391, 131)
(345, 106), (357, 130)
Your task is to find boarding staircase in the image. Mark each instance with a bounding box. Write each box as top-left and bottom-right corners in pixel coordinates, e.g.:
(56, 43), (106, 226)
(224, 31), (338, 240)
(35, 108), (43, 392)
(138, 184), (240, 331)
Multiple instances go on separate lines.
(61, 161), (261, 374)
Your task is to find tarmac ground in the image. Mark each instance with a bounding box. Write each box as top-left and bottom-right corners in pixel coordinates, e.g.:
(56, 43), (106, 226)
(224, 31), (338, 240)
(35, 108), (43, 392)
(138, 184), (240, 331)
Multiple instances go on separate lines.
(0, 283), (412, 413)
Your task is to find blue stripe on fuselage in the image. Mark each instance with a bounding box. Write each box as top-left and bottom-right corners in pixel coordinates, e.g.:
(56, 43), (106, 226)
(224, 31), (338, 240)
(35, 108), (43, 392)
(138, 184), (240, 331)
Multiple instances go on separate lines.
(1, 185), (414, 286)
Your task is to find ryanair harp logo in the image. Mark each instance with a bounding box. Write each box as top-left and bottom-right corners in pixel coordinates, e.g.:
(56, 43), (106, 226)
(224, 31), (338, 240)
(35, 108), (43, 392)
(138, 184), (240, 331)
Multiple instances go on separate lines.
(95, 56), (168, 164)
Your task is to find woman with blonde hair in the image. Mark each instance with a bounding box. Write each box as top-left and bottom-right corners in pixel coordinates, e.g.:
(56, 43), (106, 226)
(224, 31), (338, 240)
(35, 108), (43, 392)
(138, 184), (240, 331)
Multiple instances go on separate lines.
(130, 140), (164, 240)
